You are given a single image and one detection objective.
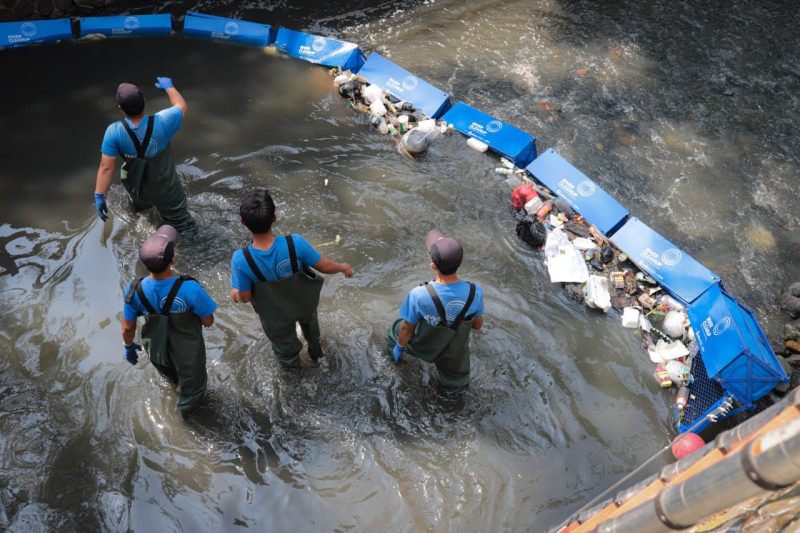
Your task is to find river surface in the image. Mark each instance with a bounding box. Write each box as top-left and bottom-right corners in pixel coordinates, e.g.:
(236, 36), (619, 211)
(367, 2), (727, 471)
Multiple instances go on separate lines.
(1, 1), (799, 531)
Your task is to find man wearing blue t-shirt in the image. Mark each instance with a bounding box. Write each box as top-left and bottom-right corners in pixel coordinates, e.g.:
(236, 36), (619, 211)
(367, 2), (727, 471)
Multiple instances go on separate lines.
(122, 225), (217, 418)
(388, 230), (485, 392)
(230, 189), (353, 368)
(94, 78), (195, 236)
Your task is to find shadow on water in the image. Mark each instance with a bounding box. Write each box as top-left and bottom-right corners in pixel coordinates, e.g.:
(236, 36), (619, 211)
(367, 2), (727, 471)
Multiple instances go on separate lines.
(1, 0), (799, 530)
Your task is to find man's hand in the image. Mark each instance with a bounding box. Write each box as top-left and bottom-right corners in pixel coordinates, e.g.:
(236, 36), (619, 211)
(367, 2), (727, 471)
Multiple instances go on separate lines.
(340, 263), (353, 278)
(392, 344), (405, 363)
(124, 342), (142, 365)
(94, 192), (108, 222)
(155, 76), (175, 90)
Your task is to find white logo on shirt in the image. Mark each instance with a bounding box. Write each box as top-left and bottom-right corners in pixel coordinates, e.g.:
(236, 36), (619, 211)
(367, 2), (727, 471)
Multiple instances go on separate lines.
(160, 296), (187, 313)
(276, 259), (293, 279)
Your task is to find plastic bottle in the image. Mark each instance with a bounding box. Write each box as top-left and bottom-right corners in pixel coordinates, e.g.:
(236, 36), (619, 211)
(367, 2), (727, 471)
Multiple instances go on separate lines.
(387, 122), (399, 136)
(535, 200), (554, 220)
(495, 167), (513, 175)
(369, 100), (387, 117)
(676, 386), (689, 410)
(397, 115), (409, 132)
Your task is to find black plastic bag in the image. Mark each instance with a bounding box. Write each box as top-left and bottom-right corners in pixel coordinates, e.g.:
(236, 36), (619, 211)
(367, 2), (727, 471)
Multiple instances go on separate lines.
(516, 216), (547, 248)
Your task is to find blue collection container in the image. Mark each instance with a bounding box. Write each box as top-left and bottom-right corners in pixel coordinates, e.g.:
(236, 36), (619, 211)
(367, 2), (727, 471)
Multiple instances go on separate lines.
(78, 15), (173, 39)
(182, 11), (271, 47)
(610, 217), (720, 305)
(525, 148), (629, 236)
(1, 19), (72, 49)
(274, 28), (365, 71)
(357, 52), (452, 119)
(679, 284), (789, 432)
(441, 102), (537, 168)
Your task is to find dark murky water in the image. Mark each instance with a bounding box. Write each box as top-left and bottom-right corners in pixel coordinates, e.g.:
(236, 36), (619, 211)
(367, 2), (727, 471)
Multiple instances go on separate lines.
(1, 1), (799, 530)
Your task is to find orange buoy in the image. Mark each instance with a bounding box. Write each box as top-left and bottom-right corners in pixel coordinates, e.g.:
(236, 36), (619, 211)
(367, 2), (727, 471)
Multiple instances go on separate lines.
(671, 432), (705, 460)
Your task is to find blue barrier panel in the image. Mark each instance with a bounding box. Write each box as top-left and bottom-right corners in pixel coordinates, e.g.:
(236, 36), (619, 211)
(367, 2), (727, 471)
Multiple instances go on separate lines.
(441, 102), (537, 167)
(182, 11), (271, 47)
(274, 28), (364, 71)
(525, 148), (628, 236)
(687, 284), (788, 406)
(610, 217), (720, 305)
(357, 52), (451, 119)
(1, 19), (72, 49)
(79, 15), (172, 39)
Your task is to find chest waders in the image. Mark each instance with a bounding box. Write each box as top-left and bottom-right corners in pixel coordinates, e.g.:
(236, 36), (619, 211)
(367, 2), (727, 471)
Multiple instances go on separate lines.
(388, 282), (477, 391)
(126, 276), (207, 418)
(243, 236), (324, 368)
(120, 117), (195, 235)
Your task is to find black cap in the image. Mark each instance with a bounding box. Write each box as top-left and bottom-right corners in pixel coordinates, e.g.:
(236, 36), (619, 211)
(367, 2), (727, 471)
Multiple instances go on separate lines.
(139, 225), (178, 273)
(116, 82), (145, 116)
(425, 230), (463, 274)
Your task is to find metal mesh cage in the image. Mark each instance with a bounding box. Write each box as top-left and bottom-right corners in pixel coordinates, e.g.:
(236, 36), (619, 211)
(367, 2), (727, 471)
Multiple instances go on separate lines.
(678, 355), (726, 432)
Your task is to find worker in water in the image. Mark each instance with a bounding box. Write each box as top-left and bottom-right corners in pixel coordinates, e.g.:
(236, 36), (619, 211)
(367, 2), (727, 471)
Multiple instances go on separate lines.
(230, 189), (353, 368)
(122, 225), (217, 418)
(387, 230), (485, 392)
(93, 78), (196, 237)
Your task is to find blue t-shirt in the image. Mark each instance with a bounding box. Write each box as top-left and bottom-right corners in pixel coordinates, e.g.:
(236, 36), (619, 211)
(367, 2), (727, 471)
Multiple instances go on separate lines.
(400, 281), (484, 326)
(230, 234), (322, 291)
(101, 105), (183, 158)
(123, 276), (217, 321)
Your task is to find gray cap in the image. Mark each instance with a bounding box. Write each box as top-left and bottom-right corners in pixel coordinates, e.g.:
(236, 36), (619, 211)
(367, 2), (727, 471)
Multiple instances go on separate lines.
(116, 82), (145, 116)
(139, 225), (177, 272)
(425, 230), (463, 274)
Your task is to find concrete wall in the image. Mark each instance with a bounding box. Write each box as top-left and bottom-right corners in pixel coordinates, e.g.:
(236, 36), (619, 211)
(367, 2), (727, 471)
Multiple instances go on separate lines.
(0, 0), (113, 22)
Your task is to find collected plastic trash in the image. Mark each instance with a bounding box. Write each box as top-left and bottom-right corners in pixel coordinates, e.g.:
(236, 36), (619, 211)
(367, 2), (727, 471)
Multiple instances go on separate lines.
(524, 196), (544, 215)
(665, 359), (691, 386)
(544, 227), (590, 283)
(572, 237), (596, 251)
(675, 385), (689, 410)
(398, 127), (440, 158)
(583, 275), (611, 312)
(654, 363), (673, 388)
(648, 338), (690, 363)
(662, 310), (688, 338)
(511, 183), (538, 209)
(621, 307), (641, 328)
(466, 137), (489, 153)
(515, 216), (547, 249)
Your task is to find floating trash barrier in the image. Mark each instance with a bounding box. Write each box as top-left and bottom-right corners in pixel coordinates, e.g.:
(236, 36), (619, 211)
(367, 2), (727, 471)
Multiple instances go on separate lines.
(331, 67), (453, 158)
(357, 52), (452, 119)
(610, 217), (720, 306)
(275, 28), (364, 71)
(78, 15), (173, 40)
(441, 102), (537, 168)
(182, 11), (272, 47)
(526, 148), (628, 236)
(0, 18), (72, 49)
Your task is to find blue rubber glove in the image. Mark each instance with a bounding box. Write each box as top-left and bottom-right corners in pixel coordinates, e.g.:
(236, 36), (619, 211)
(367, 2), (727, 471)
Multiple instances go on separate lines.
(154, 76), (174, 90)
(392, 344), (405, 364)
(94, 192), (108, 222)
(124, 342), (141, 365)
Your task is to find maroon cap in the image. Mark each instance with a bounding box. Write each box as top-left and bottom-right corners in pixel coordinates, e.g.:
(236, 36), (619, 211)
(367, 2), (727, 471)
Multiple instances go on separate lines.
(116, 82), (145, 116)
(139, 225), (178, 272)
(425, 230), (463, 274)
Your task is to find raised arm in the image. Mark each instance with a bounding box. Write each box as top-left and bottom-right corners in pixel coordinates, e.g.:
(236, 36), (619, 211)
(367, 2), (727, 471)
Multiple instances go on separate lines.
(155, 77), (188, 117)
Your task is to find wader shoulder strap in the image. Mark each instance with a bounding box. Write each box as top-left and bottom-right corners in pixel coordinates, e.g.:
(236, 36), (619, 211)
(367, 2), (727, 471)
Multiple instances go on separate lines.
(161, 276), (186, 314)
(285, 235), (299, 274)
(451, 282), (476, 330)
(242, 244), (267, 283)
(424, 283), (447, 327)
(133, 277), (158, 315)
(120, 115), (155, 158)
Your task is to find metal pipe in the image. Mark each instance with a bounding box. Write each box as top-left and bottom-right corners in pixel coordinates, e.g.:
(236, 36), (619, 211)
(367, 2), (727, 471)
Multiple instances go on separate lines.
(596, 415), (800, 532)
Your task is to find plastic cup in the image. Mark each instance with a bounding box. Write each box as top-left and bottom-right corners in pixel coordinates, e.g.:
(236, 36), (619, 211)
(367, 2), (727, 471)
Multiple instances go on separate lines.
(397, 115), (409, 132)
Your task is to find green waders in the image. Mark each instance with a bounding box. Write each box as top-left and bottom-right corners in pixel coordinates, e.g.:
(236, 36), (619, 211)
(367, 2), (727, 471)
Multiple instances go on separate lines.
(242, 236), (324, 368)
(119, 116), (195, 235)
(387, 282), (477, 391)
(127, 276), (207, 418)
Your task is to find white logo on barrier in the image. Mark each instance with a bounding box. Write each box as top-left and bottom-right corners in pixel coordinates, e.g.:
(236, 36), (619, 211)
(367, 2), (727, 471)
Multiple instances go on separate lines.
(124, 17), (140, 30)
(160, 296), (187, 313)
(20, 22), (37, 38)
(486, 120), (503, 133)
(577, 180), (596, 197)
(312, 36), (327, 52)
(661, 248), (683, 266)
(713, 316), (732, 336)
(402, 75), (418, 91)
(224, 21), (240, 36)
